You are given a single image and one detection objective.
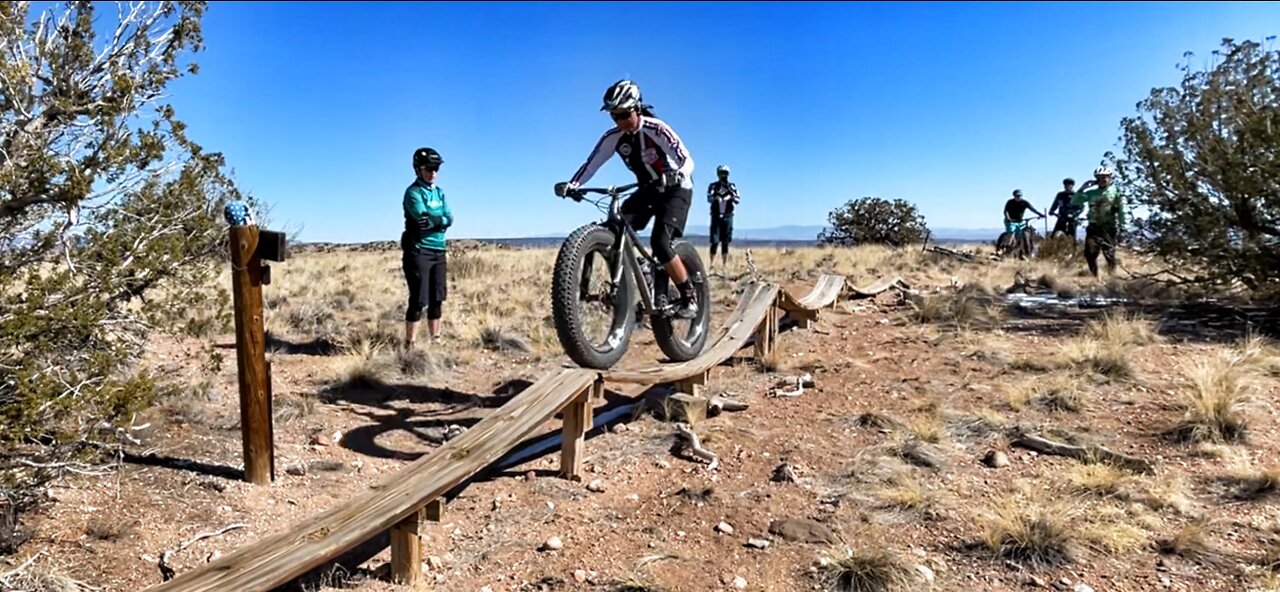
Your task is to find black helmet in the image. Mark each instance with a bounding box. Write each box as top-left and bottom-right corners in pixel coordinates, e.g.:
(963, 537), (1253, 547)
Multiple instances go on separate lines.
(1063, 177), (1075, 185)
(413, 147), (443, 169)
(1012, 189), (1023, 198)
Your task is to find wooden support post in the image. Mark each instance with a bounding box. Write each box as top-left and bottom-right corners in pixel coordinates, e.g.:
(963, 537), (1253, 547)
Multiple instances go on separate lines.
(229, 225), (273, 485)
(560, 386), (592, 481)
(389, 508), (425, 585)
(591, 378), (605, 402)
(675, 371), (708, 398)
(754, 303), (779, 363)
(425, 498), (445, 522)
(796, 310), (817, 329)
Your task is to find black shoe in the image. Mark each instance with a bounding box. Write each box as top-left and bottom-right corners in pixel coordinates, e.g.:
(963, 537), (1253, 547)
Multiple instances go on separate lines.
(673, 294), (699, 320)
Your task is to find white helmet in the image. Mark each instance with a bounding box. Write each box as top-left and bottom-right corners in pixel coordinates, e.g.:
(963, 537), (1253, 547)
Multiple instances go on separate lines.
(601, 79), (642, 112)
(1094, 165), (1113, 177)
(717, 165), (730, 176)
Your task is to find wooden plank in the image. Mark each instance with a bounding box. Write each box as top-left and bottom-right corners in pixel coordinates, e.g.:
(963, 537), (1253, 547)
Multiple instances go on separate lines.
(754, 303), (777, 362)
(559, 386), (592, 481)
(674, 371), (707, 398)
(389, 508), (423, 585)
(778, 273), (846, 312)
(848, 275), (908, 298)
(603, 282), (781, 385)
(425, 499), (444, 522)
(148, 368), (596, 592)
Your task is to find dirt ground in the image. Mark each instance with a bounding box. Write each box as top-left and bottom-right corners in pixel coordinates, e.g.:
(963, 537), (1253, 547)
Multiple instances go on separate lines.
(6, 245), (1280, 592)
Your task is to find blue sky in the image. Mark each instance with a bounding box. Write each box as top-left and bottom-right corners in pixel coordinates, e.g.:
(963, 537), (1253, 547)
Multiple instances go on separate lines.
(159, 1), (1277, 241)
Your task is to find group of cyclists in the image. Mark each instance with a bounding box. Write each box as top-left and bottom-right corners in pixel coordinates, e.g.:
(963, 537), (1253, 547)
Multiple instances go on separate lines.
(1000, 165), (1125, 277)
(396, 78), (1127, 350)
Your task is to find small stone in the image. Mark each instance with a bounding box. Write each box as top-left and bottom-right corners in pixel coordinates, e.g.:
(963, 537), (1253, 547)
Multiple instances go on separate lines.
(982, 450), (1010, 468)
(427, 556), (444, 571)
(285, 464), (307, 476)
(310, 434), (332, 447)
(525, 471), (537, 481)
(205, 550), (221, 563)
(587, 479), (605, 493)
(625, 494), (640, 501)
(746, 538), (771, 550)
(1159, 576), (1172, 587)
(481, 587), (494, 592)
(656, 459), (671, 469)
(1024, 574), (1047, 587)
(331, 430), (342, 443)
(915, 564), (934, 584)
(573, 569), (588, 583)
(1073, 585), (1094, 592)
(732, 575), (747, 589)
(715, 521), (735, 535)
(542, 536), (563, 551)
(612, 423), (629, 433)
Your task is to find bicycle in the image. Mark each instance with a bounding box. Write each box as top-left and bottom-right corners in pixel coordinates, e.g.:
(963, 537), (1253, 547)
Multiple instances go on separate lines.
(996, 215), (1044, 260)
(550, 181), (712, 370)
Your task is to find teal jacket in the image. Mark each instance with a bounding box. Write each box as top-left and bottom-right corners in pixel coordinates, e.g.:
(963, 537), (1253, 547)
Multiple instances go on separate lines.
(402, 178), (453, 252)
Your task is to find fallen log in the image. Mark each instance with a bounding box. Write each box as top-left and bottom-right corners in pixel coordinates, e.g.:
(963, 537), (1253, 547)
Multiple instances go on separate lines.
(1010, 433), (1153, 474)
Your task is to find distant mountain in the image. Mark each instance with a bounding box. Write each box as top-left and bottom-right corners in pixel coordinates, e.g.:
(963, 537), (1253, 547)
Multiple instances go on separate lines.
(468, 224), (1001, 245)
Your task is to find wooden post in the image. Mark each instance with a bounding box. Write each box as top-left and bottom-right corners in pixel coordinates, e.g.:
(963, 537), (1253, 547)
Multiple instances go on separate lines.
(560, 386), (592, 481)
(389, 508), (425, 585)
(229, 225), (273, 485)
(754, 303), (779, 363)
(675, 371), (708, 398)
(425, 498), (444, 522)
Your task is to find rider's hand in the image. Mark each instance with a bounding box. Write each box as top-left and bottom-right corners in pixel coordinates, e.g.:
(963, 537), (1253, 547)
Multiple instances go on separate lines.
(662, 170), (682, 189)
(554, 181), (583, 201)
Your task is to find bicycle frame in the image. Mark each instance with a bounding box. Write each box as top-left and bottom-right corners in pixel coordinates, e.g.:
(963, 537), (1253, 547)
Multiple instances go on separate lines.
(574, 183), (667, 316)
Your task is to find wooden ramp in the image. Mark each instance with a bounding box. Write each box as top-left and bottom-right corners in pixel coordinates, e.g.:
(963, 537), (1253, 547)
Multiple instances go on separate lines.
(776, 272), (846, 329)
(603, 282), (780, 388)
(148, 274), (852, 592)
(848, 275), (909, 298)
(148, 368), (596, 592)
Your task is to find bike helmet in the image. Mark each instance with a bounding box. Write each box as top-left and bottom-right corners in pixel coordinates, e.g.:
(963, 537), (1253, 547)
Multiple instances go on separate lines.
(1012, 189), (1023, 197)
(413, 147), (443, 169)
(1063, 177), (1075, 185)
(1094, 165), (1113, 177)
(717, 165), (730, 177)
(601, 79), (643, 112)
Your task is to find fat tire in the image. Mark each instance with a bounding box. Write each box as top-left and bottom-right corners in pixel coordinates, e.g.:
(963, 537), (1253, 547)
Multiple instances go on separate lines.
(552, 224), (636, 369)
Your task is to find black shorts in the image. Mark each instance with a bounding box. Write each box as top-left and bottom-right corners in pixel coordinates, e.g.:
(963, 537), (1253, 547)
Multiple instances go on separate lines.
(710, 214), (734, 245)
(403, 248), (447, 318)
(621, 185), (692, 237)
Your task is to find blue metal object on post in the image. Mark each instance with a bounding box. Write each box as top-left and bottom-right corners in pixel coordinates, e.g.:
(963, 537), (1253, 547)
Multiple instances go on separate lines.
(223, 201), (254, 226)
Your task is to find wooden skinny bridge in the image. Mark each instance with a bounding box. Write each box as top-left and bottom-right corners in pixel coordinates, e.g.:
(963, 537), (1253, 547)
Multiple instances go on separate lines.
(148, 273), (903, 591)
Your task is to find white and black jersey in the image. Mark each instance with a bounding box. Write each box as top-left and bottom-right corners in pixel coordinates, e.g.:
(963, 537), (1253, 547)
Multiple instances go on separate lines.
(569, 116), (695, 190)
(707, 180), (739, 217)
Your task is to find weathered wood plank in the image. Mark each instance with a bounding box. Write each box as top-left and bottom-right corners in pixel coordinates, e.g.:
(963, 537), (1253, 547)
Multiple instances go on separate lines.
(778, 273), (845, 312)
(148, 368), (596, 592)
(604, 283), (780, 385)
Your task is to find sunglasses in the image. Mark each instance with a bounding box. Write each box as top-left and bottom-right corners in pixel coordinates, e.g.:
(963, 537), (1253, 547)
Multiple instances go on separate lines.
(609, 110), (633, 121)
(419, 165), (440, 172)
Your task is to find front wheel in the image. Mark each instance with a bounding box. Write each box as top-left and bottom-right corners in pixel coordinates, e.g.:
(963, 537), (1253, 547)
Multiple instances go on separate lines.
(552, 224), (636, 369)
(653, 240), (711, 363)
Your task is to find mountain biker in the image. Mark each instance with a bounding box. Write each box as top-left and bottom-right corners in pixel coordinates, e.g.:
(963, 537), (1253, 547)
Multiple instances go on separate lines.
(401, 147), (454, 349)
(707, 164), (739, 272)
(1003, 189), (1044, 235)
(1070, 165), (1125, 277)
(1048, 177), (1081, 239)
(557, 79), (699, 320)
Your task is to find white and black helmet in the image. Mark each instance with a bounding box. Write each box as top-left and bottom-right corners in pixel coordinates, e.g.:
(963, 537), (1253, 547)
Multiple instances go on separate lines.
(717, 165), (730, 176)
(1094, 165), (1114, 177)
(601, 79), (642, 112)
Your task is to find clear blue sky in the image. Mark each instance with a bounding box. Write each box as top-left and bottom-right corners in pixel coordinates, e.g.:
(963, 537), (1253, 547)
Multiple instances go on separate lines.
(162, 1), (1277, 241)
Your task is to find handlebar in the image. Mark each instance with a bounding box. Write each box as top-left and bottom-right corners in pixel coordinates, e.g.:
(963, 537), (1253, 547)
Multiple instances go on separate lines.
(554, 181), (643, 200)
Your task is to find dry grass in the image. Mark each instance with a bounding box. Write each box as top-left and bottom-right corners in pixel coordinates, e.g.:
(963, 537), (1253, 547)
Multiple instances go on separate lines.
(1084, 311), (1160, 348)
(274, 393), (318, 424)
(1008, 373), (1086, 412)
(873, 477), (951, 521)
(1059, 337), (1132, 380)
(909, 286), (1003, 331)
(1169, 350), (1263, 444)
(84, 518), (134, 542)
(981, 497), (1081, 568)
(813, 545), (918, 592)
(1217, 466), (1280, 501)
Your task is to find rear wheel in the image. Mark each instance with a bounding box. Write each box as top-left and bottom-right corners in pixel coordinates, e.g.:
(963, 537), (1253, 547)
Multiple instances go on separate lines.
(653, 240), (711, 362)
(552, 224), (636, 369)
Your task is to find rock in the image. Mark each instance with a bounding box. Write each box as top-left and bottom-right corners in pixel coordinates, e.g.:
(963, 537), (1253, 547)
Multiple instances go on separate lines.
(427, 555), (444, 571)
(982, 450), (1010, 468)
(587, 479), (605, 493)
(915, 564), (934, 584)
(541, 536), (563, 551)
(771, 463), (799, 483)
(715, 521), (735, 535)
(625, 494), (640, 501)
(1073, 585), (1094, 592)
(285, 464), (307, 476)
(525, 470), (537, 481)
(732, 575), (747, 589)
(206, 550), (221, 563)
(309, 434), (332, 447)
(1023, 574), (1047, 587)
(656, 459), (671, 469)
(767, 518), (839, 545)
(573, 569), (588, 583)
(612, 423), (629, 433)
(746, 538), (771, 550)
